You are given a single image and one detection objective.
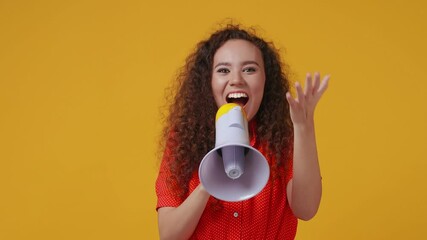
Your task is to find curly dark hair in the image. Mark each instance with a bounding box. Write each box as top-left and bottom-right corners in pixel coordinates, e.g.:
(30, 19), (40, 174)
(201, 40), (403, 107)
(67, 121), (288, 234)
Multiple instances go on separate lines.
(160, 24), (294, 199)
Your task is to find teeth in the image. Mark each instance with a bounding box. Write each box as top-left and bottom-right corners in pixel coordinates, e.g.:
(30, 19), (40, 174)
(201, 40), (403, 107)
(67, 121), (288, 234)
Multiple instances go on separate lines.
(227, 92), (248, 98)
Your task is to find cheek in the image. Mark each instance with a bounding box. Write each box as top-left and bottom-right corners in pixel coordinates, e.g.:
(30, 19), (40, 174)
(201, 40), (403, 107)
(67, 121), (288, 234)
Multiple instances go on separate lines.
(253, 79), (266, 101)
(211, 81), (220, 97)
(211, 79), (224, 105)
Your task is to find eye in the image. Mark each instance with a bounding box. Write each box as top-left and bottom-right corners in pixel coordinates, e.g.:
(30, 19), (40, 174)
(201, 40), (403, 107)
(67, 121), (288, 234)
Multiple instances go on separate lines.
(217, 68), (230, 73)
(243, 67), (257, 73)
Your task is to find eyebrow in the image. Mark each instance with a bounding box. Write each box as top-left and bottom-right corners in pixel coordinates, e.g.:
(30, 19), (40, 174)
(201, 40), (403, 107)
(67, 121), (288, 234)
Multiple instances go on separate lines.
(214, 61), (260, 69)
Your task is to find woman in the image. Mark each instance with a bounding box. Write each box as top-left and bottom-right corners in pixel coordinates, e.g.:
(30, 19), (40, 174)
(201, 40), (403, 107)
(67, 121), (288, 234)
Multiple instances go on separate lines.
(156, 24), (329, 240)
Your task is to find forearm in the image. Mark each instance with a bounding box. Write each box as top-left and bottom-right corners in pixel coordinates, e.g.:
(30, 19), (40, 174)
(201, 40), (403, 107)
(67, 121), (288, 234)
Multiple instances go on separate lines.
(158, 184), (210, 240)
(290, 121), (322, 220)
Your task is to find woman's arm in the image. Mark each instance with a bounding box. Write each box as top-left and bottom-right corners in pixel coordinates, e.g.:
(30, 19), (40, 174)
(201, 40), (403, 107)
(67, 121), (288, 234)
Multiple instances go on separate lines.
(157, 184), (210, 240)
(285, 72), (329, 220)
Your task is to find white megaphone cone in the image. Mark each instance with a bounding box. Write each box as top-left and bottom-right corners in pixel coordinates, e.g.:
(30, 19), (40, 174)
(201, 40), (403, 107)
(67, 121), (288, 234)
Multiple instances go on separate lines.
(199, 103), (270, 202)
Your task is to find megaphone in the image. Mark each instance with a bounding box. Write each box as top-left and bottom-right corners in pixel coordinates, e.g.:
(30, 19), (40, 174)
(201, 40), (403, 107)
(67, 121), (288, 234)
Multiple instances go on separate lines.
(199, 103), (270, 202)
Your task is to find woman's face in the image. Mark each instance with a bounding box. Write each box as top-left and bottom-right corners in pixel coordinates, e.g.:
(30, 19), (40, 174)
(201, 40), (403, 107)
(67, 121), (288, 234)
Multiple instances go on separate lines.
(211, 39), (266, 121)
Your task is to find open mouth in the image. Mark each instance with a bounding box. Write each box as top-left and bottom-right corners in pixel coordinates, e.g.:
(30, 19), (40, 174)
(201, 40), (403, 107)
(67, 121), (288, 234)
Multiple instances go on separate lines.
(226, 92), (249, 107)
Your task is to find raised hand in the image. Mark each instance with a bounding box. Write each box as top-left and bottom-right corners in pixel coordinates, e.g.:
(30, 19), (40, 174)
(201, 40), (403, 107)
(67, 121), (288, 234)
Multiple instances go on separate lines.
(285, 72), (329, 220)
(286, 72), (330, 126)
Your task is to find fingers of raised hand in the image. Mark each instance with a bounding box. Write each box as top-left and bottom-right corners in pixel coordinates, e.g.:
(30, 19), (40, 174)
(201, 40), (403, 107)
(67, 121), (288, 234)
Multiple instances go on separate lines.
(313, 74), (330, 102)
(295, 81), (305, 105)
(302, 72), (330, 102)
(286, 91), (297, 109)
(288, 73), (330, 108)
(312, 72), (321, 94)
(304, 73), (313, 98)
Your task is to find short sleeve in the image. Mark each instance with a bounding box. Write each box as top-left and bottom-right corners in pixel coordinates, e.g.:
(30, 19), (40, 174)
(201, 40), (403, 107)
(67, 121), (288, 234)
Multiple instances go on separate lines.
(155, 147), (183, 210)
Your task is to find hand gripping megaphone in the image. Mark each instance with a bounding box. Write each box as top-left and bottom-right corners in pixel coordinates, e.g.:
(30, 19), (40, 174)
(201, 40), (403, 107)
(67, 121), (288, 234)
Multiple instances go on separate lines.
(199, 103), (270, 202)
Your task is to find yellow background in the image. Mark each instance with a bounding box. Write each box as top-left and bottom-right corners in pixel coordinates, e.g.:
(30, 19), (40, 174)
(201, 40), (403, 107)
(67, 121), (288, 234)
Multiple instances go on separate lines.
(1, 0), (426, 239)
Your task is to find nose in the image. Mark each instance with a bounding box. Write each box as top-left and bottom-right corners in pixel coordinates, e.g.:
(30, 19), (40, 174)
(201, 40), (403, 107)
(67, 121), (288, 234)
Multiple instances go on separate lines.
(229, 72), (245, 86)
